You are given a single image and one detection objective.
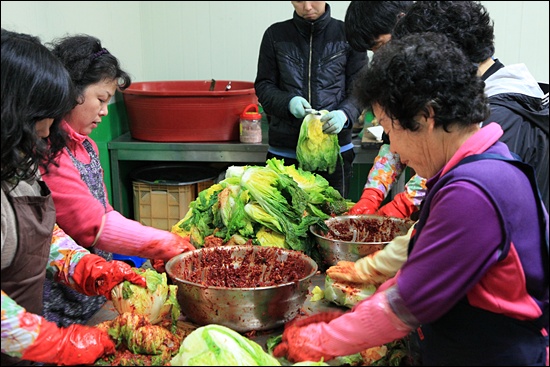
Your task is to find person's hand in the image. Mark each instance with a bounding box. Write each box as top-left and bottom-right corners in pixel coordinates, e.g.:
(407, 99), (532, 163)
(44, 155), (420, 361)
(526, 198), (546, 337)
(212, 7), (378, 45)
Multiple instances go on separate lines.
(273, 312), (344, 363)
(21, 320), (115, 366)
(150, 235), (194, 273)
(326, 261), (370, 284)
(97, 211), (197, 263)
(321, 110), (347, 134)
(348, 188), (385, 215)
(174, 234), (196, 252)
(72, 254), (147, 299)
(376, 191), (418, 218)
(150, 258), (167, 273)
(289, 96), (312, 118)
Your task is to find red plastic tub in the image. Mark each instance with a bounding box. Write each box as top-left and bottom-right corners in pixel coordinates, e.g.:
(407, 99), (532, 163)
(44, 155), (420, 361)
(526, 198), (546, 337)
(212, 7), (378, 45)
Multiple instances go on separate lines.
(122, 80), (258, 142)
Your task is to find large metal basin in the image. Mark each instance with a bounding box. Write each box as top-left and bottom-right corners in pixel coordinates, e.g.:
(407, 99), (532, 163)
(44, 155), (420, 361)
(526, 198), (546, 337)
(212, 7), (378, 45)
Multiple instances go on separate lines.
(165, 245), (317, 332)
(310, 215), (414, 267)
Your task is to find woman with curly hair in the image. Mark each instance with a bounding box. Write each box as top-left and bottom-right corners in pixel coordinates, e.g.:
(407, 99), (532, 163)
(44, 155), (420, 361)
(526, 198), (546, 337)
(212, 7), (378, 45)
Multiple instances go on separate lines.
(273, 32), (548, 366)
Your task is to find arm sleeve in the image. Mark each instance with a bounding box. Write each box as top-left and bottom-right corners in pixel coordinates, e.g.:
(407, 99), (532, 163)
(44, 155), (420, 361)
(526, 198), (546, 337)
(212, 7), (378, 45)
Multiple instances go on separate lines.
(254, 28), (294, 119)
(46, 224), (90, 288)
(1, 290), (43, 357)
(363, 144), (406, 196)
(40, 144), (112, 248)
(306, 288), (414, 357)
(338, 48), (368, 127)
(402, 174), (427, 209)
(355, 223), (415, 284)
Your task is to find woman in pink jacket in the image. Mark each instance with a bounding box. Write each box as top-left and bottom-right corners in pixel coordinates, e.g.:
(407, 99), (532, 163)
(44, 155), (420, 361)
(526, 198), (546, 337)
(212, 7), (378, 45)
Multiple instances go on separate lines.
(39, 34), (194, 327)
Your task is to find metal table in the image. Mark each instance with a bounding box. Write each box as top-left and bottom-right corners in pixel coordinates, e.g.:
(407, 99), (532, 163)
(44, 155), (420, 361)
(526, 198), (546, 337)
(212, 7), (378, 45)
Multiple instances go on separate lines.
(108, 132), (382, 213)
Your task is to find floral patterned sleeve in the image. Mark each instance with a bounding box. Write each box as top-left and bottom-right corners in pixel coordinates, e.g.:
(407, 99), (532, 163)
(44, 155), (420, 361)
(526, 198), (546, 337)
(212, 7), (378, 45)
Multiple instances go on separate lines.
(46, 224), (89, 286)
(1, 224), (90, 357)
(403, 174), (428, 209)
(363, 144), (406, 196)
(1, 290), (43, 357)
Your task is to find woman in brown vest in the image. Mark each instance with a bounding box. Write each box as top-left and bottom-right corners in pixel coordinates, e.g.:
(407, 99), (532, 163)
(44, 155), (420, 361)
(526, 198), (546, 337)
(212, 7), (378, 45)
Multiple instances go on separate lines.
(1, 29), (146, 366)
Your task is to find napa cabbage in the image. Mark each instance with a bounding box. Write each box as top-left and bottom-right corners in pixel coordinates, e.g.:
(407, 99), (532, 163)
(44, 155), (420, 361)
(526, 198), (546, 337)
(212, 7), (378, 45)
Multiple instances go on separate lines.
(255, 226), (286, 248)
(110, 268), (180, 329)
(296, 111), (341, 174)
(170, 324), (281, 366)
(172, 158), (350, 260)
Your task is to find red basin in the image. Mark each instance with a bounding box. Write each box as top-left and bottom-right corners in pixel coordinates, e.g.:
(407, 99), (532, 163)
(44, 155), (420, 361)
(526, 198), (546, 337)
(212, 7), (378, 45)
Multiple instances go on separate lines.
(122, 80), (258, 142)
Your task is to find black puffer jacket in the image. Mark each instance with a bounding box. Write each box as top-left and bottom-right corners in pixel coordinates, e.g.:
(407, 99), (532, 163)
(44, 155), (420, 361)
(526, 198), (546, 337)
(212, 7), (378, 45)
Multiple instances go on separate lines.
(482, 59), (549, 212)
(255, 4), (367, 153)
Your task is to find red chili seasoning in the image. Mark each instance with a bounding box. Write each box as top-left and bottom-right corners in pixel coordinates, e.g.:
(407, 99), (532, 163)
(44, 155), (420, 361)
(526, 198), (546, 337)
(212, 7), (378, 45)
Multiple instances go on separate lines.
(178, 246), (308, 288)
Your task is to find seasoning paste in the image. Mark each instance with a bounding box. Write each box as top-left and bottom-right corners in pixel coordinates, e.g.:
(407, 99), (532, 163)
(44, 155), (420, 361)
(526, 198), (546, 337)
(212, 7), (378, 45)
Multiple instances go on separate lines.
(177, 246), (308, 288)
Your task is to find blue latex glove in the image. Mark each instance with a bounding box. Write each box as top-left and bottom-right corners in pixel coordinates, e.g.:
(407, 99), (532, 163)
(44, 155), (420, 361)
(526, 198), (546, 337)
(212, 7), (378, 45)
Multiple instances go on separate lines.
(321, 110), (347, 134)
(289, 96), (312, 119)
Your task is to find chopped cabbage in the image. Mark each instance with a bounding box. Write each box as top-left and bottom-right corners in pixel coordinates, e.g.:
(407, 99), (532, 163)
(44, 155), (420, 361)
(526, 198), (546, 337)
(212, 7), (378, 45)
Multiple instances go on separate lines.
(110, 268), (180, 327)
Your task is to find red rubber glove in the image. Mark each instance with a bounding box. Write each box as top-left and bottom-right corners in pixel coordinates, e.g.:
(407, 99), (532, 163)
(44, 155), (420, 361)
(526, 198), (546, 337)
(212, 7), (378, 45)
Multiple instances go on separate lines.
(273, 312), (344, 363)
(21, 318), (115, 366)
(348, 188), (385, 215)
(72, 254), (146, 299)
(150, 235), (195, 273)
(150, 258), (167, 273)
(376, 191), (418, 218)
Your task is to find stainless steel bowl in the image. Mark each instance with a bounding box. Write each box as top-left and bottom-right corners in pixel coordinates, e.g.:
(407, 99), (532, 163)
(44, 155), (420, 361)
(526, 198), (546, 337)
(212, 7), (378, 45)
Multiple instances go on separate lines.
(310, 215), (414, 267)
(165, 245), (317, 332)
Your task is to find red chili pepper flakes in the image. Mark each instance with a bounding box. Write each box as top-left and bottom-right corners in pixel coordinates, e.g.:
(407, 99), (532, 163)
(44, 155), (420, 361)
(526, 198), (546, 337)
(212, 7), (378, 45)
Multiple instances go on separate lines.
(176, 247), (309, 288)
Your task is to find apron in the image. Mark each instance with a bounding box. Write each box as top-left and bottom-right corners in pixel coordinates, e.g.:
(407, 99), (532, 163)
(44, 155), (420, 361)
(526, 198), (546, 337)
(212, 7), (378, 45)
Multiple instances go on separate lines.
(42, 139), (111, 327)
(409, 153), (549, 366)
(1, 181), (56, 366)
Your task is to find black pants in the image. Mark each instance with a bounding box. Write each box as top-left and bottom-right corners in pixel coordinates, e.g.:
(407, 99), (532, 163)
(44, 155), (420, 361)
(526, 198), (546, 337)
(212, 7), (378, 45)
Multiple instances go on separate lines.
(266, 149), (355, 198)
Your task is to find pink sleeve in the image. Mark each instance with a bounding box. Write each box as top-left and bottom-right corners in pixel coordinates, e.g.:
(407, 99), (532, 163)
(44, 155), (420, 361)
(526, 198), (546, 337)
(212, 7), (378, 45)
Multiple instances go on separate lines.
(40, 146), (110, 248)
(307, 290), (412, 357)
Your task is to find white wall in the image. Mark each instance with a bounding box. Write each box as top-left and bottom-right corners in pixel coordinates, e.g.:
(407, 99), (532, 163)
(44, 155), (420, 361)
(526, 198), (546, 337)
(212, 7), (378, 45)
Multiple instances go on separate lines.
(2, 1), (549, 85)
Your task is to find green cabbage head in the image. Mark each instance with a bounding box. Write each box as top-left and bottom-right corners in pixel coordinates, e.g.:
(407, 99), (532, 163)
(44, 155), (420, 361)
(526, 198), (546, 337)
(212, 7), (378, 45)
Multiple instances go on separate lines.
(170, 324), (281, 366)
(296, 111), (341, 174)
(110, 268), (180, 325)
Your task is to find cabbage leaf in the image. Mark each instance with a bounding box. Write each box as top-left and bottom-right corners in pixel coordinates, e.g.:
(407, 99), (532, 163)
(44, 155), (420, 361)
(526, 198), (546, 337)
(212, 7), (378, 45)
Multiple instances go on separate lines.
(170, 324), (281, 366)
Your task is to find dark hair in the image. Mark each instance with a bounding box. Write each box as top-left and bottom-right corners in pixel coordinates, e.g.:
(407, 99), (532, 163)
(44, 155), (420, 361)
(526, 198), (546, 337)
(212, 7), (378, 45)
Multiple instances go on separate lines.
(353, 32), (489, 132)
(392, 1), (495, 64)
(345, 1), (413, 52)
(1, 29), (74, 183)
(47, 34), (131, 102)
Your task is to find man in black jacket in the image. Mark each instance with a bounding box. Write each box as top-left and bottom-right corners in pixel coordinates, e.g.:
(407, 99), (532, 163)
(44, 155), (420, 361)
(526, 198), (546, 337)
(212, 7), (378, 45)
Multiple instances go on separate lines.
(254, 1), (367, 198)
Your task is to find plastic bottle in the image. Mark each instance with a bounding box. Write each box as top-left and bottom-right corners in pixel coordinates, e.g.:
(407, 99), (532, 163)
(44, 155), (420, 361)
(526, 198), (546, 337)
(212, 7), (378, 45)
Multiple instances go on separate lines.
(239, 104), (263, 143)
